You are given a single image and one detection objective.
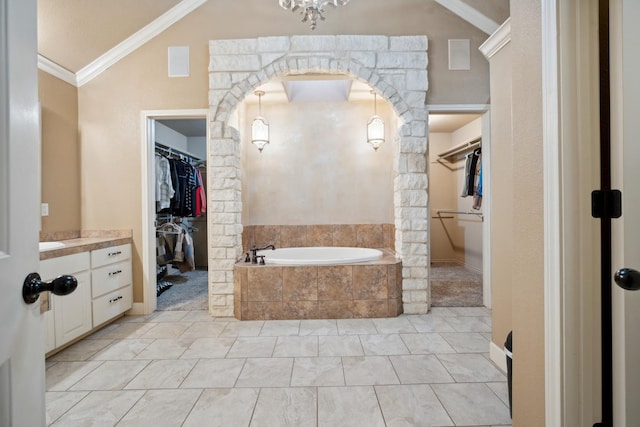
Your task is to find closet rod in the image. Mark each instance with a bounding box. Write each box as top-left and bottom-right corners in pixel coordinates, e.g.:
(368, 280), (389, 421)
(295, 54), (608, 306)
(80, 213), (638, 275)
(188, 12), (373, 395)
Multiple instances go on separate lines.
(435, 210), (483, 219)
(437, 137), (481, 160)
(155, 143), (204, 164)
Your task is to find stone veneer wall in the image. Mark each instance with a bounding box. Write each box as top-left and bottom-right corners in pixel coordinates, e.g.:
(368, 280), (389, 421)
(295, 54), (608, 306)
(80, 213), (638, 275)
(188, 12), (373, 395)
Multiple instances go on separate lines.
(208, 35), (429, 316)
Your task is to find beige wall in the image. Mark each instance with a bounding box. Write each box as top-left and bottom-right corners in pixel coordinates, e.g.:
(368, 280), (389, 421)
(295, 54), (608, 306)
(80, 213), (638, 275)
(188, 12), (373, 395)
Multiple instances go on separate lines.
(63, 0), (495, 302)
(451, 119), (483, 271)
(510, 0), (545, 424)
(487, 38), (514, 373)
(486, 5), (544, 421)
(241, 99), (396, 226)
(429, 132), (457, 262)
(39, 70), (81, 234)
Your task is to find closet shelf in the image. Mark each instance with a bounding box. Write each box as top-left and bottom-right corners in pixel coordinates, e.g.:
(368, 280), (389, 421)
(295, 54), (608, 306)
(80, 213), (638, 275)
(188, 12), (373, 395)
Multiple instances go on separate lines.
(437, 138), (481, 161)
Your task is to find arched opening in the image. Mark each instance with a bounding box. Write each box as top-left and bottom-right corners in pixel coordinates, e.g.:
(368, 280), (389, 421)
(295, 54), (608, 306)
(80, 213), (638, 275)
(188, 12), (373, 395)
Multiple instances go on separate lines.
(207, 35), (429, 317)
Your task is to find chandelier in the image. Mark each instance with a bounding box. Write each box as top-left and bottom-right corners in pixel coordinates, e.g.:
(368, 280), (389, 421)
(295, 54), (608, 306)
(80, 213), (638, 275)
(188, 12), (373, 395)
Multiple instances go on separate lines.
(279, 0), (350, 30)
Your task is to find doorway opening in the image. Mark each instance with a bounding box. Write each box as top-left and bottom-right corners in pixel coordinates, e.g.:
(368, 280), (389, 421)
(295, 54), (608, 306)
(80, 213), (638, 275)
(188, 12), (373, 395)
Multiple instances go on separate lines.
(154, 118), (208, 311)
(140, 109), (209, 316)
(428, 110), (491, 308)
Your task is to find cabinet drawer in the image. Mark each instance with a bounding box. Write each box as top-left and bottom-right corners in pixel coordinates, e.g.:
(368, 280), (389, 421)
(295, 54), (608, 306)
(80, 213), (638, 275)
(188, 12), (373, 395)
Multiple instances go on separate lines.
(91, 260), (132, 298)
(91, 244), (131, 269)
(41, 252), (90, 280)
(92, 285), (132, 326)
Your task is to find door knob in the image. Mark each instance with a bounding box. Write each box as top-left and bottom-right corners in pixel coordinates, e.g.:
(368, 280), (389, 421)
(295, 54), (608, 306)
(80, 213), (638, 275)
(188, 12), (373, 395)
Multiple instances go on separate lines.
(614, 268), (640, 291)
(22, 273), (77, 304)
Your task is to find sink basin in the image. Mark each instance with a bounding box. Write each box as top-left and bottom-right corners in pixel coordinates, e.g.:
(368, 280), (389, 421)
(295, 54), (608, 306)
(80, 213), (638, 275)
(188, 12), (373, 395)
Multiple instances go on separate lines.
(39, 241), (65, 251)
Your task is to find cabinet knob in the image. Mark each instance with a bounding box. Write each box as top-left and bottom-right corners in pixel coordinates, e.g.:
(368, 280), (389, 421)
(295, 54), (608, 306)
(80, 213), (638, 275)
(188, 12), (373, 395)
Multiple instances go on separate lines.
(22, 273), (77, 304)
(108, 251), (122, 257)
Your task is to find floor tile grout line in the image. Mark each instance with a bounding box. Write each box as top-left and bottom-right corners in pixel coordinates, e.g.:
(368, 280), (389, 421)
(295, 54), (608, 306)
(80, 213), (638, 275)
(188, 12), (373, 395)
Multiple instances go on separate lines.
(179, 388), (205, 427)
(112, 388), (148, 426)
(45, 389), (91, 426)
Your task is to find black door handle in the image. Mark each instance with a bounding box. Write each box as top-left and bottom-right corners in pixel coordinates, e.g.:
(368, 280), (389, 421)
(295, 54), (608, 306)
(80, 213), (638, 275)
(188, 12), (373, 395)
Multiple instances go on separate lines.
(614, 268), (640, 291)
(22, 273), (78, 304)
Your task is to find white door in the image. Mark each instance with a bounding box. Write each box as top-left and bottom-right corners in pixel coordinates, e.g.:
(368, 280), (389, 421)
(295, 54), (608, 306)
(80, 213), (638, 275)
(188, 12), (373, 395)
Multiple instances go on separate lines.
(0, 0), (46, 425)
(611, 0), (640, 426)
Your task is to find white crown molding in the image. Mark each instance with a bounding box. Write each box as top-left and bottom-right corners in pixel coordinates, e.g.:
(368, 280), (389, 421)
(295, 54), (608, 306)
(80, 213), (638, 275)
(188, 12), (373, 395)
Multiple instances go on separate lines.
(434, 0), (500, 35)
(37, 55), (78, 86)
(426, 104), (490, 113)
(76, 0), (207, 87)
(479, 18), (512, 60)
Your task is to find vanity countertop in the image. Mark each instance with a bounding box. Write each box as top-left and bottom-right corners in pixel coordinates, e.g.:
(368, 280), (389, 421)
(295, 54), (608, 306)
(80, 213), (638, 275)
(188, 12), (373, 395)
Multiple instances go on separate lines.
(39, 231), (132, 261)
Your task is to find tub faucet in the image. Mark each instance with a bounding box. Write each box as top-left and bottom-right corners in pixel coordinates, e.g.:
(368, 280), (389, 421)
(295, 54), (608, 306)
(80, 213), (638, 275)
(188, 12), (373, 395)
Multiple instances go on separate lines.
(251, 244), (276, 264)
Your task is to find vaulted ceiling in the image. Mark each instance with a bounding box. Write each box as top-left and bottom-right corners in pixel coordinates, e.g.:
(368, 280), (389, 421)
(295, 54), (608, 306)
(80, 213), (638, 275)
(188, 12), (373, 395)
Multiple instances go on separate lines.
(37, 0), (509, 75)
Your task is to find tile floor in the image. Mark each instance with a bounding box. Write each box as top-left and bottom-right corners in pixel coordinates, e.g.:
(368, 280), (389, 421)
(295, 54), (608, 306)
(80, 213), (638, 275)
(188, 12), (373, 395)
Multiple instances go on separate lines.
(45, 307), (512, 427)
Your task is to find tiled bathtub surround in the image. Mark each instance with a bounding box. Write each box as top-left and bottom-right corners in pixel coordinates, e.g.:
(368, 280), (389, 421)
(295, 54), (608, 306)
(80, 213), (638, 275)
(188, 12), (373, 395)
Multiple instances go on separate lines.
(243, 224), (395, 251)
(208, 35), (430, 316)
(234, 250), (402, 320)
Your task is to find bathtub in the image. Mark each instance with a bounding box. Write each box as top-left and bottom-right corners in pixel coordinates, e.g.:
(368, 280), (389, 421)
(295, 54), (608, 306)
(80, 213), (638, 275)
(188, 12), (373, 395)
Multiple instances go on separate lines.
(257, 246), (383, 266)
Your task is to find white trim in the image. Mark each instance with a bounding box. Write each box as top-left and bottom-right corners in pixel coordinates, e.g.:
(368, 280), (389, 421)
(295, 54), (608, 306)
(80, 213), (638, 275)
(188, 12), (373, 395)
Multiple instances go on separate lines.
(140, 109), (209, 316)
(481, 111), (492, 309)
(542, 1), (563, 426)
(76, 0), (206, 87)
(426, 104), (490, 113)
(433, 0), (500, 35)
(490, 340), (508, 373)
(37, 55), (77, 86)
(479, 18), (511, 60)
(127, 303), (146, 316)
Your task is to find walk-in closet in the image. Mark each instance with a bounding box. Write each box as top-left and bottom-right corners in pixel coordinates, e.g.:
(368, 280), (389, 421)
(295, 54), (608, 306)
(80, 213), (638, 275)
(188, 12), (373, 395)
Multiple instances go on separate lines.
(154, 118), (208, 311)
(429, 113), (487, 307)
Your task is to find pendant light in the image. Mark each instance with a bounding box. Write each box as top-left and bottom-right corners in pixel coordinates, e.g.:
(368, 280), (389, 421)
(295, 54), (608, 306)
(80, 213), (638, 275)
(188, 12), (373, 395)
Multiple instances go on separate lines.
(367, 90), (384, 151)
(251, 90), (269, 153)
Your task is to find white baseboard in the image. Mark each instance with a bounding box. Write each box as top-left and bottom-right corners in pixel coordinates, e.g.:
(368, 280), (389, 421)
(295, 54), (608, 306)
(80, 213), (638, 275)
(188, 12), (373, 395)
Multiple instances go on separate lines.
(127, 303), (147, 316)
(490, 340), (508, 373)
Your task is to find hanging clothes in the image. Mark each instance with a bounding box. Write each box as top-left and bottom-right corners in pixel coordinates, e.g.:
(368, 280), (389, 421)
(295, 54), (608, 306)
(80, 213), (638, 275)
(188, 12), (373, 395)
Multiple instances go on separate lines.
(473, 162), (483, 210)
(194, 168), (207, 217)
(155, 221), (195, 272)
(155, 154), (174, 212)
(167, 159), (199, 217)
(461, 149), (480, 197)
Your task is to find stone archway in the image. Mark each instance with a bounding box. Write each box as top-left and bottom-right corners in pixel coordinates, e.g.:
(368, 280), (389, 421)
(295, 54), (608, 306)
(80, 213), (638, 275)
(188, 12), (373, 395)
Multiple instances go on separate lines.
(207, 35), (429, 316)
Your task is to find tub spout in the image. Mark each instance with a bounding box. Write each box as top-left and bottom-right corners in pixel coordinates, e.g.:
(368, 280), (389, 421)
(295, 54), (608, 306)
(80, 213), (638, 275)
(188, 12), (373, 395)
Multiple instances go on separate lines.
(251, 244), (276, 264)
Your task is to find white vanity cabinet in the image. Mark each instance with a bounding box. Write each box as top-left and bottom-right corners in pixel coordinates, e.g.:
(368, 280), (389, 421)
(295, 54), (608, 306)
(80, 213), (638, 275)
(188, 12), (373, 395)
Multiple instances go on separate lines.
(90, 244), (133, 326)
(43, 242), (133, 355)
(41, 252), (92, 353)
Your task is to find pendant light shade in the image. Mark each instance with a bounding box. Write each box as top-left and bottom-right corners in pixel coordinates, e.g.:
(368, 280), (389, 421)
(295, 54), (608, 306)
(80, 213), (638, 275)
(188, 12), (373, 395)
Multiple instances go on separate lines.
(252, 90), (269, 152)
(367, 91), (385, 151)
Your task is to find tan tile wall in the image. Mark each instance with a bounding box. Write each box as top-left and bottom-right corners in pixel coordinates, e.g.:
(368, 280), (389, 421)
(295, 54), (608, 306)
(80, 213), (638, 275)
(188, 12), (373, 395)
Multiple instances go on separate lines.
(243, 224), (395, 252)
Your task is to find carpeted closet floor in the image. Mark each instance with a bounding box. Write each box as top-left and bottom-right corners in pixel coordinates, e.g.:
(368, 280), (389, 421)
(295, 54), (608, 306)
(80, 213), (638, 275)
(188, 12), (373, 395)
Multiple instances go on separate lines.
(157, 269), (208, 311)
(430, 263), (483, 307)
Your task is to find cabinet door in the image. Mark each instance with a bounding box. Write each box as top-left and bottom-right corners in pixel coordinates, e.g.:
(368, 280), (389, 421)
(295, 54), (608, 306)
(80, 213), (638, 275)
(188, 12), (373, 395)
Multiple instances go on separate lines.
(52, 271), (92, 347)
(43, 302), (56, 353)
